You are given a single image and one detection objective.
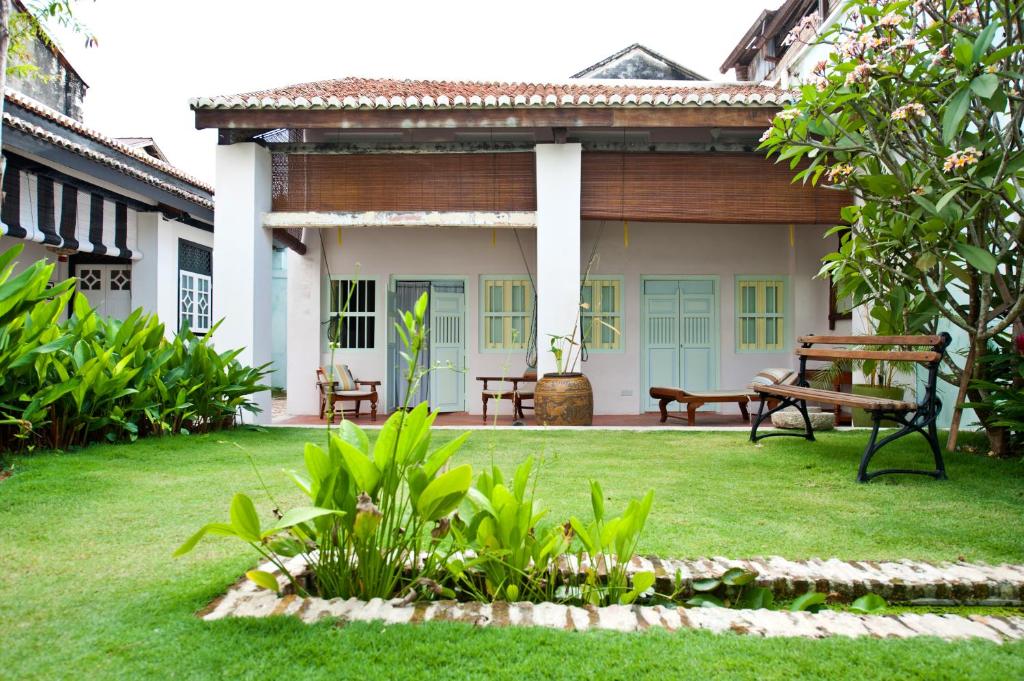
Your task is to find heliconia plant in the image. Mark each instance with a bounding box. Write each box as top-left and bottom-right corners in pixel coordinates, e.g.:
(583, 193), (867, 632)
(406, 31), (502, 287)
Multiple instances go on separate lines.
(0, 244), (269, 451)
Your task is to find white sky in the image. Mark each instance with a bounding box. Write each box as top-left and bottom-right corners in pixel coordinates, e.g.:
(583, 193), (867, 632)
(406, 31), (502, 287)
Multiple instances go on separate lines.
(51, 0), (771, 184)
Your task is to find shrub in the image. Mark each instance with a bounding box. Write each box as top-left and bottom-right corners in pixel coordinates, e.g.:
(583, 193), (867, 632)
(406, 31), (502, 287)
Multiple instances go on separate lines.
(0, 244), (269, 451)
(176, 292), (658, 607)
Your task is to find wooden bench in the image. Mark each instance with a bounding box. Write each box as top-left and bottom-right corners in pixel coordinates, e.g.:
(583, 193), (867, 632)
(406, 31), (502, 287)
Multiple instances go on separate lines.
(749, 334), (952, 483)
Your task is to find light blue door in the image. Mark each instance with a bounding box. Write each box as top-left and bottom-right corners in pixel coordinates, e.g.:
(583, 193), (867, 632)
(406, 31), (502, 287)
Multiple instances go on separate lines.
(429, 286), (466, 412)
(642, 279), (718, 412)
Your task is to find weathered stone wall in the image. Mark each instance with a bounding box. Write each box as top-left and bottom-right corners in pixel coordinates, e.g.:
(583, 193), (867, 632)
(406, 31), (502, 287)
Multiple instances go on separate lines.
(8, 30), (87, 120)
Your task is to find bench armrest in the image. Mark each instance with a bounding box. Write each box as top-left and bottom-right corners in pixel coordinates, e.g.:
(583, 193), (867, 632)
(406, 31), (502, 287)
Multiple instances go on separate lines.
(356, 380), (381, 387)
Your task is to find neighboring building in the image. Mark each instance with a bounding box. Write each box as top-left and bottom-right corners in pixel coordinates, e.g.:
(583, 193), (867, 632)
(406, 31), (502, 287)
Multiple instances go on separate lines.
(573, 44), (707, 81)
(0, 11), (214, 335)
(720, 0), (841, 83)
(195, 41), (853, 423)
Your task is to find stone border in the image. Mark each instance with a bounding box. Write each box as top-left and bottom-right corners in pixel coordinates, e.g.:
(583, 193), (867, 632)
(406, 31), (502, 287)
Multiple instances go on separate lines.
(630, 556), (1024, 605)
(199, 555), (1024, 642)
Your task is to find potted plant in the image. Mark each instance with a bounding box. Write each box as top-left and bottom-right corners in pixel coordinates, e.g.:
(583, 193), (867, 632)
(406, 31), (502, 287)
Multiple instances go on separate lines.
(534, 311), (594, 426)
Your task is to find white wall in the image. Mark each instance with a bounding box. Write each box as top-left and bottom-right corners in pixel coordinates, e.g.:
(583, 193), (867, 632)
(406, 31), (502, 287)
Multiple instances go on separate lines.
(319, 226), (537, 418)
(308, 221), (844, 416)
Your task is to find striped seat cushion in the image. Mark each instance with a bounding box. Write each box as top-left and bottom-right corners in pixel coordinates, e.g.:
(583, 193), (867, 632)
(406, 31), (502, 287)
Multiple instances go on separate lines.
(333, 364), (357, 391)
(750, 368), (796, 387)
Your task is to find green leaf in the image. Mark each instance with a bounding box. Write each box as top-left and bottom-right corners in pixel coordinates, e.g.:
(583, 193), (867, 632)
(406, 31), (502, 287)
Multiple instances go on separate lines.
(942, 87), (971, 145)
(621, 571), (655, 605)
(338, 440), (382, 494)
(721, 567), (756, 587)
(245, 570), (280, 592)
(173, 522), (236, 556)
(953, 243), (998, 274)
(970, 73), (999, 99)
(692, 578), (721, 592)
(229, 493), (261, 542)
(738, 586), (774, 610)
(790, 591), (828, 612)
(972, 23), (998, 62)
(416, 464), (472, 521)
(262, 506), (344, 536)
(589, 480), (605, 523)
(686, 594), (724, 608)
(935, 186), (964, 213)
(953, 38), (974, 68)
(850, 593), (887, 614)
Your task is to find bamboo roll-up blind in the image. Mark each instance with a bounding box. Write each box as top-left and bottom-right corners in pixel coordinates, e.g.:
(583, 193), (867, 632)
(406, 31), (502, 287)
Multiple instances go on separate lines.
(580, 152), (851, 224)
(271, 153), (537, 212)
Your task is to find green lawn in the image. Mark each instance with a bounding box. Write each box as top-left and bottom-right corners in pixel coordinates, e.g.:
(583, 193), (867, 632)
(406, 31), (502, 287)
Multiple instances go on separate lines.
(1, 427), (1023, 680)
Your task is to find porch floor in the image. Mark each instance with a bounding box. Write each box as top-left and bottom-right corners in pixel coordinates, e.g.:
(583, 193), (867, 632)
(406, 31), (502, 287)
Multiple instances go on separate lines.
(272, 408), (756, 428)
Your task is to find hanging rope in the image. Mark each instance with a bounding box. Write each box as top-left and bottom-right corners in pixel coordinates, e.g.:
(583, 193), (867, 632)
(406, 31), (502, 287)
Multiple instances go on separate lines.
(319, 229), (340, 344)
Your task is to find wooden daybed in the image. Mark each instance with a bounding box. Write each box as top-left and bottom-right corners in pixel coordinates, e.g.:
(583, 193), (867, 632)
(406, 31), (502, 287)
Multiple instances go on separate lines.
(650, 368), (795, 426)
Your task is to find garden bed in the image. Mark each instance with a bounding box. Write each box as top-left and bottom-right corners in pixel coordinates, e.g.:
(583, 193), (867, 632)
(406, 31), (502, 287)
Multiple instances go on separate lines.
(199, 554), (1024, 642)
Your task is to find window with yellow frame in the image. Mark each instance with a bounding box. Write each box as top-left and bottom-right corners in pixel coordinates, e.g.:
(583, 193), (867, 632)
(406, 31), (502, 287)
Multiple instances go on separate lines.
(482, 278), (532, 350)
(580, 278), (622, 351)
(736, 278), (786, 352)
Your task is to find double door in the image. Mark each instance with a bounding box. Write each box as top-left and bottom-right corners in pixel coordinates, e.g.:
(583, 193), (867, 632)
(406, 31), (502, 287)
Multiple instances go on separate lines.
(642, 279), (719, 412)
(389, 280), (466, 412)
(76, 263), (132, 319)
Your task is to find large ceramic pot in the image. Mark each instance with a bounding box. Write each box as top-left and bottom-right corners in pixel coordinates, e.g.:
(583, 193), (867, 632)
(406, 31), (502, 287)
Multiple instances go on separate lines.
(534, 373), (593, 426)
(851, 384), (906, 426)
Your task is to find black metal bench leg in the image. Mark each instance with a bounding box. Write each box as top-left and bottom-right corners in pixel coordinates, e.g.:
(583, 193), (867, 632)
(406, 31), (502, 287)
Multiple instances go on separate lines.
(794, 399), (816, 442)
(927, 418), (948, 480)
(857, 413), (883, 483)
(749, 396), (768, 442)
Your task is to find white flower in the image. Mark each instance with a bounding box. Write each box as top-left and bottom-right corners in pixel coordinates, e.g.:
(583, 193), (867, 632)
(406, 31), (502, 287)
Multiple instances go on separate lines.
(891, 102), (926, 120)
(776, 108), (801, 122)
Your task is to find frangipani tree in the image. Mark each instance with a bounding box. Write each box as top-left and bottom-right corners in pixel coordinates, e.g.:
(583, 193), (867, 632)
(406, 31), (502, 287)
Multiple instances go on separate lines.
(761, 0), (1024, 455)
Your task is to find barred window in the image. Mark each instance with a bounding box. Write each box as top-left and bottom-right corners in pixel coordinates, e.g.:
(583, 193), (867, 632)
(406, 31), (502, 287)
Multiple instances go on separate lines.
(482, 278), (532, 350)
(330, 278), (376, 349)
(737, 278), (786, 352)
(178, 240), (212, 333)
(580, 278), (622, 351)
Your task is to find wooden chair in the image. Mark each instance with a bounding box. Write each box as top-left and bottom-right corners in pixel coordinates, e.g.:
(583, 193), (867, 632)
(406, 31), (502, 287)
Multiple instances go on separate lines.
(316, 367), (380, 422)
(750, 334), (952, 483)
(513, 370), (538, 420)
(476, 370), (536, 422)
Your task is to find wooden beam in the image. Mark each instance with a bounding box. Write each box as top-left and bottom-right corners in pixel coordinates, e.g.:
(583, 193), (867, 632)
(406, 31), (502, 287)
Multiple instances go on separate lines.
(264, 141), (758, 155)
(272, 228), (307, 254)
(265, 210), (537, 229)
(195, 105), (779, 131)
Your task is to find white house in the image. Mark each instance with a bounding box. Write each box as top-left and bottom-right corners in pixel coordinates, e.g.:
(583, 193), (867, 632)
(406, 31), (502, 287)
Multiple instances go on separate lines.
(194, 45), (853, 424)
(0, 15), (215, 336)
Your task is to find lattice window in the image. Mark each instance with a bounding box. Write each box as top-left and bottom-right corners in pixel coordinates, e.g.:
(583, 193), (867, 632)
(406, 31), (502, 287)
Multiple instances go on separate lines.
(737, 278), (786, 352)
(482, 278), (532, 350)
(109, 268), (131, 292)
(581, 278), (622, 351)
(79, 268), (102, 291)
(179, 240), (212, 276)
(329, 278), (376, 349)
(180, 271), (212, 333)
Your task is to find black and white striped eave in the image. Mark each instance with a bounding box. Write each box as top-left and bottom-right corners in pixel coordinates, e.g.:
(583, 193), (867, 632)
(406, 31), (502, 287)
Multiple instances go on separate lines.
(1, 167), (140, 260)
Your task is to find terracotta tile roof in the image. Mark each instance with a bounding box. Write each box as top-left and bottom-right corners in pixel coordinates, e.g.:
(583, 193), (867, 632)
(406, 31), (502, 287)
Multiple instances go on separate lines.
(191, 77), (794, 110)
(5, 88), (213, 194)
(3, 110), (213, 210)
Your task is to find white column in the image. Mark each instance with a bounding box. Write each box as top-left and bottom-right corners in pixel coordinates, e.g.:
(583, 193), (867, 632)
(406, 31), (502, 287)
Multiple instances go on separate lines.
(132, 212), (178, 332)
(213, 143), (274, 423)
(286, 230), (321, 415)
(535, 143), (582, 376)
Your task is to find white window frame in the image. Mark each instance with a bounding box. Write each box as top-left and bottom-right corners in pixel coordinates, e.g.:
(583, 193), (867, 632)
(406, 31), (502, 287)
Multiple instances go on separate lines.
(329, 276), (377, 350)
(736, 276), (787, 352)
(179, 270), (212, 334)
(480, 276), (533, 352)
(580, 276), (624, 352)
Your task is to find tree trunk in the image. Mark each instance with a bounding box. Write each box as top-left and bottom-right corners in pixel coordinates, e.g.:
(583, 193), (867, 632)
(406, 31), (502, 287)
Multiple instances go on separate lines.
(0, 0), (10, 192)
(945, 339), (976, 452)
